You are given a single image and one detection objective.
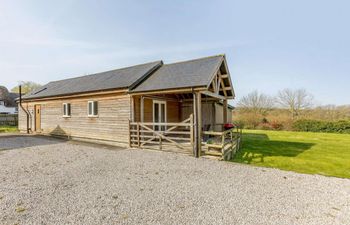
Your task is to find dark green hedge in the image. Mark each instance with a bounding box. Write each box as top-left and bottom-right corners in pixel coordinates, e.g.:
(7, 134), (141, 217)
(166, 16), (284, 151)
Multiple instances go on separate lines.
(293, 120), (350, 134)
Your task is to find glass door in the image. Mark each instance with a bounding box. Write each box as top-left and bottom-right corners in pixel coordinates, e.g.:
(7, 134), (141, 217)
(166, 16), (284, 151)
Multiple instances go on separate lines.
(153, 100), (166, 131)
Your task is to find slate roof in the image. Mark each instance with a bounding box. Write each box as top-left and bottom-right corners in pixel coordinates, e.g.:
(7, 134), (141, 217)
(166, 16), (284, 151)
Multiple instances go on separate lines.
(22, 55), (230, 100)
(130, 55), (224, 93)
(23, 61), (162, 99)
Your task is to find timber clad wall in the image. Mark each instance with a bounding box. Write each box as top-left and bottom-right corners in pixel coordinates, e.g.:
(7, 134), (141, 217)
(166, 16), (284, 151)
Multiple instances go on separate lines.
(215, 103), (232, 124)
(181, 101), (233, 131)
(133, 97), (180, 122)
(19, 93), (131, 146)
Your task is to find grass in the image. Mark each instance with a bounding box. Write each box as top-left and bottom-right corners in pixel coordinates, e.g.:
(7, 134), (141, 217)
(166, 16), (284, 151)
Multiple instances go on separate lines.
(0, 125), (18, 133)
(233, 129), (350, 179)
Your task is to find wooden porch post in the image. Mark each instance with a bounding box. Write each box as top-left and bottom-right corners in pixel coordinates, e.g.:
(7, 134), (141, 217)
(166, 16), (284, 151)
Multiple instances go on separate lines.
(130, 96), (135, 122)
(223, 99), (228, 124)
(197, 92), (202, 157)
(141, 96), (144, 123)
(193, 93), (198, 157)
(140, 96), (144, 144)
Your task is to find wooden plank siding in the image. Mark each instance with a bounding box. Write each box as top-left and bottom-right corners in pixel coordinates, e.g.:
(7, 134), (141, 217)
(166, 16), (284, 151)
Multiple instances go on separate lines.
(133, 96), (181, 123)
(215, 103), (233, 124)
(181, 101), (233, 132)
(181, 101), (215, 129)
(19, 93), (131, 147)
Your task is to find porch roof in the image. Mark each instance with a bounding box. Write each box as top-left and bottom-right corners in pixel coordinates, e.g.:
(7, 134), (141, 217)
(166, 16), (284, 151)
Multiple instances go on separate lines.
(129, 55), (224, 93)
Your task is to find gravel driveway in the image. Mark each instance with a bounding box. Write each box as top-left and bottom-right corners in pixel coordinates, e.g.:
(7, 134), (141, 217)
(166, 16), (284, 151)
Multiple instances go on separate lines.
(0, 134), (349, 225)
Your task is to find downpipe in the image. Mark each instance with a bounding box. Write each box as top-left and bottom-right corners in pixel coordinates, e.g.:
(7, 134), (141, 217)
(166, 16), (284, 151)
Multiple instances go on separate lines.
(18, 85), (30, 134)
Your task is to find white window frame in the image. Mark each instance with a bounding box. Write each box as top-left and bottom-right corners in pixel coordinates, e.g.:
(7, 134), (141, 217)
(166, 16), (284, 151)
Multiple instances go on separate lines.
(88, 101), (98, 117)
(62, 103), (71, 118)
(152, 100), (167, 131)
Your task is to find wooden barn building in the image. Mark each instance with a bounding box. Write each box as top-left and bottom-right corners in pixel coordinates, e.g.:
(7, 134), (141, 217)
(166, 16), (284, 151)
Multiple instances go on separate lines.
(19, 55), (241, 159)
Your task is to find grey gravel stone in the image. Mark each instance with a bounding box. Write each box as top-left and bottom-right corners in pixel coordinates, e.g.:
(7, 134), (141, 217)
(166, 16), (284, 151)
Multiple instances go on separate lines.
(0, 135), (349, 225)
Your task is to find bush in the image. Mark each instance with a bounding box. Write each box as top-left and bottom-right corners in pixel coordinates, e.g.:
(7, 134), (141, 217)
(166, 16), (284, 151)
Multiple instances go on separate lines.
(270, 121), (284, 130)
(293, 120), (350, 134)
(257, 123), (272, 130)
(235, 112), (263, 129)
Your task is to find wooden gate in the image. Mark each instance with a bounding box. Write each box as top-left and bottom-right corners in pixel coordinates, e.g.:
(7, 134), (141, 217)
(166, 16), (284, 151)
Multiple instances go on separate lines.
(129, 115), (194, 154)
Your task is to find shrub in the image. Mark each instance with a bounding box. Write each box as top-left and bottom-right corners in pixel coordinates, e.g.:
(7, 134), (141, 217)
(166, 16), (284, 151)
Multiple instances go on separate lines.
(257, 123), (272, 130)
(293, 120), (350, 134)
(235, 112), (262, 129)
(270, 121), (284, 130)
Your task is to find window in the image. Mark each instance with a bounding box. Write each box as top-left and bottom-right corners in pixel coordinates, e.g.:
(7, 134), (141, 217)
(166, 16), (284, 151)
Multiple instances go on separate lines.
(153, 100), (166, 131)
(63, 103), (71, 117)
(88, 101), (98, 117)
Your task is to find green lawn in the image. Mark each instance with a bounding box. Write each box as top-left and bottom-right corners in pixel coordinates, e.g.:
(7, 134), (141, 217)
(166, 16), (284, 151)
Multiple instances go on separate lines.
(233, 130), (350, 178)
(0, 125), (18, 133)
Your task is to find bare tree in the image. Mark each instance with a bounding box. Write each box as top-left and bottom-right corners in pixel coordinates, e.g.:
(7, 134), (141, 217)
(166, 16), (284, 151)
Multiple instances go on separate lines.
(276, 88), (314, 119)
(237, 90), (274, 116)
(11, 81), (41, 94)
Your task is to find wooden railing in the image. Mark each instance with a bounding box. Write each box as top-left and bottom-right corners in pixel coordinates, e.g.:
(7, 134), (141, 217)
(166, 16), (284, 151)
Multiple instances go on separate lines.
(202, 127), (242, 160)
(129, 115), (194, 154)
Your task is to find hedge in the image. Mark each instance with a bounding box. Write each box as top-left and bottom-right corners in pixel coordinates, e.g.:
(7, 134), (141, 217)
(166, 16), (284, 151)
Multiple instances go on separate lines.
(293, 120), (350, 134)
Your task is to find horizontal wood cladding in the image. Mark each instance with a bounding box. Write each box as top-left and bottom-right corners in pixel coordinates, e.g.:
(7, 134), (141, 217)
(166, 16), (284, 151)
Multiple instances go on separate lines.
(167, 100), (181, 122)
(133, 96), (180, 122)
(18, 94), (131, 146)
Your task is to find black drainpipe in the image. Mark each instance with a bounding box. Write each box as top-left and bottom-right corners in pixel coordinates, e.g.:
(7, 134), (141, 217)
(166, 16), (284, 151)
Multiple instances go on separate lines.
(19, 85), (30, 134)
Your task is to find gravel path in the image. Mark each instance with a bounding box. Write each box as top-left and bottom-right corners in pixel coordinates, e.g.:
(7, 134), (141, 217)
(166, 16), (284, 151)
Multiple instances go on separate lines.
(0, 135), (349, 225)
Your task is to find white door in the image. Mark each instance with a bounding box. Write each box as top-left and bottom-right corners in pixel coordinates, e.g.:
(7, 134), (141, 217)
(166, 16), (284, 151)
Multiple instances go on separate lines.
(153, 100), (167, 131)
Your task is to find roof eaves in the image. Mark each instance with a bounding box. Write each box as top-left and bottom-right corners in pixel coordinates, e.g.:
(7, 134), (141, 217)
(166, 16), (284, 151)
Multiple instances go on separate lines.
(21, 87), (128, 101)
(129, 85), (207, 94)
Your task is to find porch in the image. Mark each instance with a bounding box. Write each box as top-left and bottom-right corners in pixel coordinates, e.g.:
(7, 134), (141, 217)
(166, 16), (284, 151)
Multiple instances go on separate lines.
(129, 117), (242, 160)
(128, 62), (241, 159)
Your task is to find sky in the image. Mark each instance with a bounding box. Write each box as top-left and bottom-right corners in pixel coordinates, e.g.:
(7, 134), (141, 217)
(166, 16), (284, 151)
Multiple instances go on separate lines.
(0, 0), (349, 105)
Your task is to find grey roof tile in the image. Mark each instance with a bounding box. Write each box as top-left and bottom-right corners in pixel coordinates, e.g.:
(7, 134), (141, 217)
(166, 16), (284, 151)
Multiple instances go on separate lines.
(23, 61), (162, 99)
(22, 55), (227, 100)
(130, 55), (224, 93)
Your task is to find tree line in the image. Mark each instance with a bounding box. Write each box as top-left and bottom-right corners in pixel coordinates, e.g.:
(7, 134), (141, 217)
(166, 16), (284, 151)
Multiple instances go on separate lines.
(234, 89), (350, 132)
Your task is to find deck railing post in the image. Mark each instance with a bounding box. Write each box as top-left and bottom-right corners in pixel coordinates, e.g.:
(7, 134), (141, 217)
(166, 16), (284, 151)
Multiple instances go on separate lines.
(159, 135), (162, 151)
(190, 114), (194, 147)
(221, 132), (225, 159)
(128, 119), (131, 147)
(137, 123), (140, 147)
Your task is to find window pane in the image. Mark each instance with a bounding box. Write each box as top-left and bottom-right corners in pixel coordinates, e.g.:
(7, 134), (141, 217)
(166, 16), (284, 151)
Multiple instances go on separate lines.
(154, 103), (159, 122)
(67, 103), (71, 116)
(93, 101), (98, 115)
(161, 103), (165, 131)
(88, 102), (92, 115)
(161, 104), (165, 122)
(154, 103), (159, 131)
(63, 104), (66, 116)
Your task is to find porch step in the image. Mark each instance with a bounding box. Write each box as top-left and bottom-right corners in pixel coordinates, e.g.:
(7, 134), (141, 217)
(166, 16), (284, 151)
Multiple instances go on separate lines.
(203, 151), (222, 157)
(201, 155), (223, 160)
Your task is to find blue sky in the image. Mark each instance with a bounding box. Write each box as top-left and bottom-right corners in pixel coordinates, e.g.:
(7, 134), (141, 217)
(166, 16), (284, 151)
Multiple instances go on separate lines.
(0, 0), (349, 105)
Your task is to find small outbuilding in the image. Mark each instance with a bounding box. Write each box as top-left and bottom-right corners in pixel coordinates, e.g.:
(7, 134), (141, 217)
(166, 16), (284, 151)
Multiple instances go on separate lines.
(19, 55), (241, 159)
